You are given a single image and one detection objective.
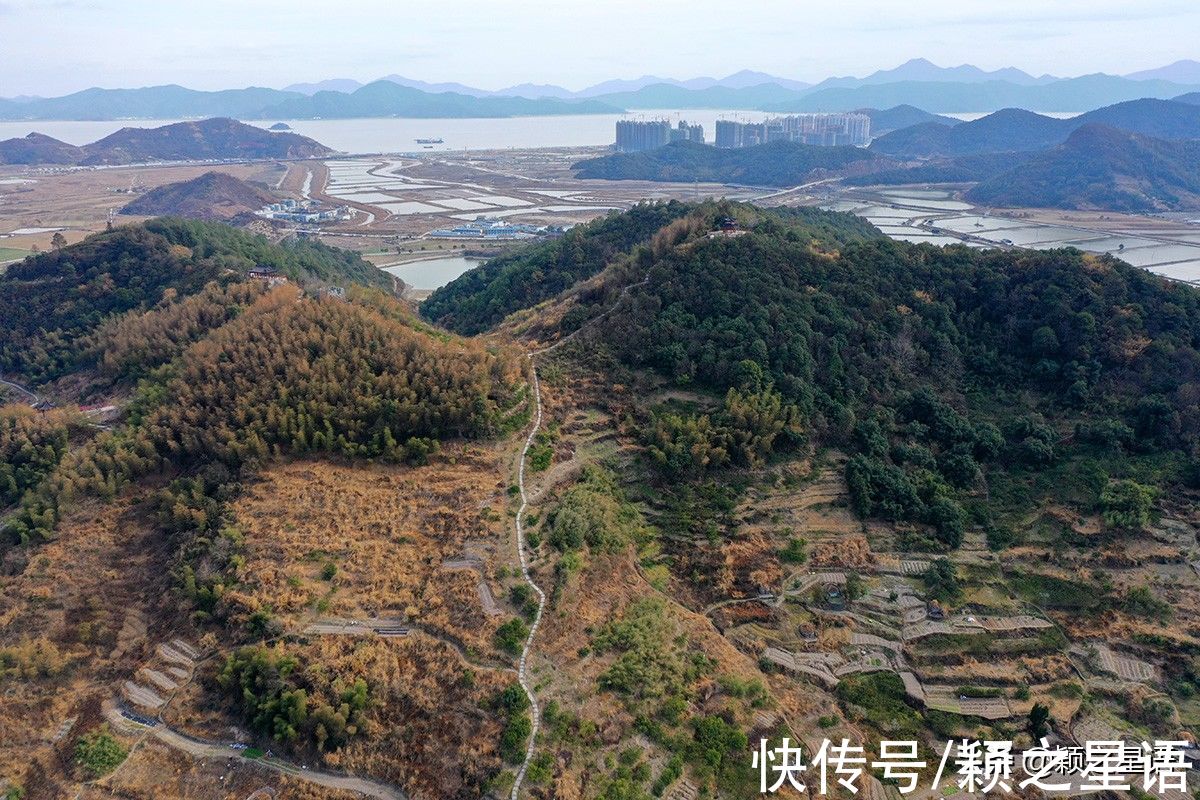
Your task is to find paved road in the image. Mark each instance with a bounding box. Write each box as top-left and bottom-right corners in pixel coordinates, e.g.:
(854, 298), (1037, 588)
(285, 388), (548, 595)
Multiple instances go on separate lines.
(508, 270), (656, 798)
(507, 270), (658, 798)
(509, 358), (547, 800)
(0, 373), (42, 406)
(104, 703), (404, 800)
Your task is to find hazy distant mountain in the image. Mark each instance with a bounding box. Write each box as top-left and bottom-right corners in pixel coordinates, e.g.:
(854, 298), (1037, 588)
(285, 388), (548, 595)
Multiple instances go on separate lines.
(811, 58), (1055, 91)
(1176, 92), (1200, 106)
(857, 105), (960, 135)
(967, 124), (1200, 211)
(1082, 97), (1200, 139)
(575, 71), (809, 98)
(658, 70), (809, 92)
(493, 83), (575, 99)
(782, 75), (1200, 113)
(260, 80), (621, 119)
(871, 98), (1200, 157)
(0, 132), (85, 164)
(6, 60), (1200, 121)
(283, 78), (364, 95)
(375, 75), (498, 97)
(592, 82), (802, 109)
(1126, 60), (1200, 84)
(120, 170), (276, 220)
(0, 84), (302, 120)
(871, 109), (1061, 156)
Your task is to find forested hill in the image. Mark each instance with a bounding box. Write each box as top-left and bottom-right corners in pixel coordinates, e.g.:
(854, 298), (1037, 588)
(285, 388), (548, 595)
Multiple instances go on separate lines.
(0, 219), (522, 546)
(422, 202), (882, 336)
(966, 124), (1200, 211)
(420, 200), (697, 335)
(0, 217), (389, 382)
(426, 203), (1200, 544)
(571, 140), (881, 186)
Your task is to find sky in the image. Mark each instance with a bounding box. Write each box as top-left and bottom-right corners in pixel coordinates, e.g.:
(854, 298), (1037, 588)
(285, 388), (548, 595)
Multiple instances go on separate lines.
(2, 0), (1199, 96)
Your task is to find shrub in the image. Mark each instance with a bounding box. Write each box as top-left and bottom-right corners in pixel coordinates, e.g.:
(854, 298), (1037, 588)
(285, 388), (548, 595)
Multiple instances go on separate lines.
(499, 713), (532, 763)
(495, 617), (530, 656)
(779, 536), (807, 564)
(75, 727), (128, 778)
(922, 558), (962, 603)
(1100, 479), (1159, 530)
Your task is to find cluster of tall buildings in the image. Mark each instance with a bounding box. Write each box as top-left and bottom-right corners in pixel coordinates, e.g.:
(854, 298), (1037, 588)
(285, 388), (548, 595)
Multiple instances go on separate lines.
(614, 119), (705, 153)
(715, 113), (871, 148)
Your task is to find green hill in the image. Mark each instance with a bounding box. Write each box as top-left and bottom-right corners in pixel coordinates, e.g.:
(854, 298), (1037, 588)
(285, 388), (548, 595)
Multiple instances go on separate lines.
(0, 218), (389, 382)
(966, 124), (1200, 211)
(844, 151), (1028, 186)
(0, 219), (516, 545)
(571, 140), (881, 186)
(423, 201), (1200, 542)
(872, 98), (1200, 157)
(421, 201), (696, 335)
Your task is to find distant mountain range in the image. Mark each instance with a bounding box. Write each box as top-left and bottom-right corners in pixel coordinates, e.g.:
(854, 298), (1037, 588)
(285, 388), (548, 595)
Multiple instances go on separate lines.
(0, 118), (331, 165)
(0, 83), (619, 121)
(1125, 60), (1200, 84)
(281, 69), (814, 98)
(260, 81), (620, 119)
(870, 98), (1200, 157)
(5, 59), (1200, 120)
(966, 124), (1200, 211)
(770, 74), (1200, 113)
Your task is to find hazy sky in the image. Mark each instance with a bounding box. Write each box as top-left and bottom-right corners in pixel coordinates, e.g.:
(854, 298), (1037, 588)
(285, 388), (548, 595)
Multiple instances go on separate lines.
(2, 0), (1199, 96)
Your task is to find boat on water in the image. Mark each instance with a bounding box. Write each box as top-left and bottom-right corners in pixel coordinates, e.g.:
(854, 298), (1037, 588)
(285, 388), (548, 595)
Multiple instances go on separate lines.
(415, 137), (444, 145)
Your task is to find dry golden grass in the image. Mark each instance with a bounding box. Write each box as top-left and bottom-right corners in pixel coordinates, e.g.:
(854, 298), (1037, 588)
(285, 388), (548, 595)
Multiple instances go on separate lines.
(312, 635), (510, 799)
(0, 491), (171, 795)
(81, 736), (362, 800)
(174, 633), (513, 800)
(230, 447), (515, 656)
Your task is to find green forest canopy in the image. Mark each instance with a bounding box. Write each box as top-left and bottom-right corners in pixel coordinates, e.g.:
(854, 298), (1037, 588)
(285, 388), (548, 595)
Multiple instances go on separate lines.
(0, 217), (389, 382)
(426, 202), (1200, 546)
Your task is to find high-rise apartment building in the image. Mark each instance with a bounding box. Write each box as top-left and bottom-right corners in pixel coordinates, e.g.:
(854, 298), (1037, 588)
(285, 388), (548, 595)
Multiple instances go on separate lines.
(615, 119), (705, 152)
(715, 113), (871, 148)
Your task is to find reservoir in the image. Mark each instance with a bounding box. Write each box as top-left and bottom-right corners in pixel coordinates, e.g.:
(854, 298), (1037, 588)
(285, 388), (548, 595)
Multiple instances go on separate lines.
(380, 255), (483, 290)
